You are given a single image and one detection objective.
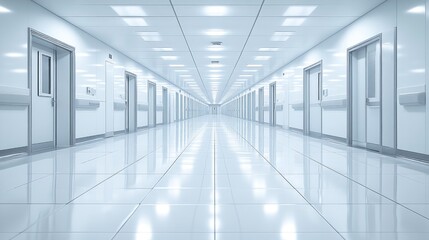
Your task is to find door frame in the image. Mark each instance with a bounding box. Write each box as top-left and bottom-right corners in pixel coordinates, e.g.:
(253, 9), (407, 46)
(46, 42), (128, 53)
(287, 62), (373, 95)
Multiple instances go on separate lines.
(125, 71), (137, 133)
(28, 28), (76, 153)
(258, 87), (264, 123)
(162, 87), (168, 124)
(251, 91), (256, 121)
(148, 81), (156, 127)
(269, 82), (277, 126)
(247, 92), (251, 120)
(303, 60), (323, 137)
(347, 34), (383, 151)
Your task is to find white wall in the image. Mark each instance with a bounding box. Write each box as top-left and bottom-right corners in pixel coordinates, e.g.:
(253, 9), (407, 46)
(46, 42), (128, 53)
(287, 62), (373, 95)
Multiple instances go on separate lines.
(223, 0), (429, 155)
(0, 0), (206, 151)
(397, 0), (427, 154)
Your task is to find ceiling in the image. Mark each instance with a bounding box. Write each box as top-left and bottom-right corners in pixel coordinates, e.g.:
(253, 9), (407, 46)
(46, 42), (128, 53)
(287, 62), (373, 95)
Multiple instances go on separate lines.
(32, 0), (386, 104)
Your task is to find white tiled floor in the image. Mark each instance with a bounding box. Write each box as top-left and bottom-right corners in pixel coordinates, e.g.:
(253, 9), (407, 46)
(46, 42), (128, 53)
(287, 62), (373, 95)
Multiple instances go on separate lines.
(1, 116), (429, 239)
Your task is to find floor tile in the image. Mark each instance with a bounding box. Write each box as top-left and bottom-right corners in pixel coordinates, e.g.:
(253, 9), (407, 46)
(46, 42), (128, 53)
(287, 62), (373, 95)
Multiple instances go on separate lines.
(24, 204), (138, 233)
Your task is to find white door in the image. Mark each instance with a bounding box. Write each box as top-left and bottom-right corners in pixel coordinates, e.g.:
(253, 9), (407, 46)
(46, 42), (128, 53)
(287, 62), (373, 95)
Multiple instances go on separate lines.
(148, 82), (156, 127)
(269, 83), (276, 126)
(162, 87), (168, 124)
(252, 91), (256, 121)
(105, 61), (114, 137)
(32, 45), (55, 150)
(259, 88), (264, 123)
(176, 92), (179, 121)
(350, 40), (381, 151)
(308, 66), (322, 137)
(365, 42), (381, 150)
(126, 73), (137, 132)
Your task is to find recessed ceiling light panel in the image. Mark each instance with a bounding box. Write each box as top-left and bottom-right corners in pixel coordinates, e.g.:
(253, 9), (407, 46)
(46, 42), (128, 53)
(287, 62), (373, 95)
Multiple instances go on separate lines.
(282, 17), (306, 26)
(203, 6), (229, 16)
(111, 6), (146, 16)
(283, 6), (317, 16)
(0, 5), (11, 13)
(259, 48), (279, 52)
(122, 17), (148, 26)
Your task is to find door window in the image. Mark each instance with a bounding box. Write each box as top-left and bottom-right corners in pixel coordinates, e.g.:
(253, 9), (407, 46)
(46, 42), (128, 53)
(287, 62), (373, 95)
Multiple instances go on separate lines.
(38, 53), (53, 97)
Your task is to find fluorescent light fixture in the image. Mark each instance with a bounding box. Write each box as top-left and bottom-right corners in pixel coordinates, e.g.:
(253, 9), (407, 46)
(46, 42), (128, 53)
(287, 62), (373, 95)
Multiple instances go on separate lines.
(254, 56), (271, 61)
(169, 64), (185, 67)
(282, 17), (306, 26)
(207, 46), (224, 51)
(11, 69), (27, 73)
(4, 53), (25, 58)
(236, 79), (248, 82)
(204, 6), (228, 16)
(239, 75), (252, 77)
(175, 70), (189, 72)
(411, 68), (425, 73)
(408, 5), (425, 14)
(259, 48), (279, 52)
(161, 56), (178, 60)
(83, 74), (97, 78)
(247, 64), (262, 67)
(283, 6), (317, 16)
(208, 64), (224, 68)
(153, 48), (173, 51)
(208, 56), (223, 59)
(137, 32), (161, 41)
(209, 69), (223, 73)
(76, 52), (90, 57)
(243, 69), (258, 72)
(122, 17), (148, 26)
(271, 31), (294, 41)
(205, 29), (227, 36)
(0, 5), (11, 13)
(180, 75), (192, 77)
(333, 52), (346, 57)
(111, 6), (146, 16)
(209, 74), (223, 78)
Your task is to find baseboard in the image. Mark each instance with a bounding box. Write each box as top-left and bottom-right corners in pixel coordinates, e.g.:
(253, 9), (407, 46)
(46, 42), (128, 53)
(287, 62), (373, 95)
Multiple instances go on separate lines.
(32, 142), (54, 153)
(366, 143), (381, 152)
(0, 146), (28, 159)
(76, 134), (105, 144)
(322, 134), (347, 143)
(397, 149), (429, 163)
(114, 130), (126, 135)
(289, 127), (304, 133)
(309, 131), (322, 138)
(382, 146), (396, 156)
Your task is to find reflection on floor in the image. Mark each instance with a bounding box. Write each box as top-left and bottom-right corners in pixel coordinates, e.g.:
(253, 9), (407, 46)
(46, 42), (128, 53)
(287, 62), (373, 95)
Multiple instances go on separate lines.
(1, 116), (429, 240)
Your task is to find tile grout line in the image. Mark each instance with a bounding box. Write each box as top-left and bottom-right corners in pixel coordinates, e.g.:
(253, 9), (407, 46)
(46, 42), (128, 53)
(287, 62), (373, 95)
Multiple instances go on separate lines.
(213, 122), (217, 240)
(10, 122), (205, 240)
(9, 144), (165, 240)
(268, 118), (429, 221)
(291, 149), (429, 222)
(110, 124), (208, 240)
(230, 122), (347, 240)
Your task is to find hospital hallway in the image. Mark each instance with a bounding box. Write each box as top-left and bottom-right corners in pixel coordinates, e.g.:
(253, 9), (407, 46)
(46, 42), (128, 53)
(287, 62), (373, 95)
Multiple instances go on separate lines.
(1, 116), (429, 240)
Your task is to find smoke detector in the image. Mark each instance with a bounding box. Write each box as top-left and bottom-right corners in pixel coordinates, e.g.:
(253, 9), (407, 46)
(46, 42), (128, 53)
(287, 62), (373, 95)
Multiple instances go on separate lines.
(211, 41), (223, 46)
